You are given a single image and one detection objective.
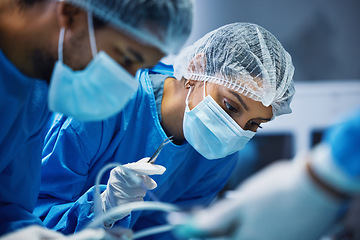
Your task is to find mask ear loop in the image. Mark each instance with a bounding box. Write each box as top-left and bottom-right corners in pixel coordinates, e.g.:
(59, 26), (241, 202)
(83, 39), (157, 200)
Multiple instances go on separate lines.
(185, 85), (192, 107)
(186, 80), (208, 109)
(203, 80), (207, 99)
(87, 11), (97, 58)
(58, 27), (65, 63)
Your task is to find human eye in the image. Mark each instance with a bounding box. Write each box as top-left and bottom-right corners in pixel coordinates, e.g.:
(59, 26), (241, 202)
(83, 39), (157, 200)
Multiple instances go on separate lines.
(224, 100), (238, 113)
(113, 47), (135, 68)
(247, 120), (263, 130)
(122, 55), (134, 68)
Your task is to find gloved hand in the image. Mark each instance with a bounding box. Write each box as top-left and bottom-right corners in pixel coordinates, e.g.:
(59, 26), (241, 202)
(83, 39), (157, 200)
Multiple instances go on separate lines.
(101, 157), (166, 227)
(175, 156), (343, 240)
(1, 225), (131, 240)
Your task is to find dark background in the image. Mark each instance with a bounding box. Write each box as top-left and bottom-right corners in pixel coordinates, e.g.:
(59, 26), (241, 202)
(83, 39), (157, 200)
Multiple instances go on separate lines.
(182, 0), (360, 81)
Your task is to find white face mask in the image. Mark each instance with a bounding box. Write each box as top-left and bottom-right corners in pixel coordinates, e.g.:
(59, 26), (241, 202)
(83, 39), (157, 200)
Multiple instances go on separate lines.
(48, 12), (139, 121)
(183, 82), (256, 159)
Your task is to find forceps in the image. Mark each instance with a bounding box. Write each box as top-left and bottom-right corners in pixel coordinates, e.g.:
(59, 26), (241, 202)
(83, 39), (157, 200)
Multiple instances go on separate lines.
(147, 136), (173, 164)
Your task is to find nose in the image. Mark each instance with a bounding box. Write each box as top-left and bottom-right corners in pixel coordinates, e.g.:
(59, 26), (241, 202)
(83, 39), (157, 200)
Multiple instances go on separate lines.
(233, 116), (247, 130)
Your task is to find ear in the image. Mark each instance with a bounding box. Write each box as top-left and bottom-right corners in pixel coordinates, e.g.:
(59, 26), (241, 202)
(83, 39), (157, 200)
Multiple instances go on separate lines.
(187, 52), (206, 75)
(185, 79), (200, 89)
(184, 79), (191, 89)
(56, 2), (83, 29)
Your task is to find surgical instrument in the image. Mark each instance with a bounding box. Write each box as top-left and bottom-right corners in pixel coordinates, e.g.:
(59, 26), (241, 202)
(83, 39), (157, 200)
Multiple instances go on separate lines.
(148, 136), (173, 164)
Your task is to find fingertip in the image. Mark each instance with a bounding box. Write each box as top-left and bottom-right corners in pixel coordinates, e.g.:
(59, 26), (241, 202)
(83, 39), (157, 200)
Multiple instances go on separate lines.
(152, 165), (166, 175)
(138, 157), (151, 164)
(147, 178), (157, 190)
(141, 176), (157, 190)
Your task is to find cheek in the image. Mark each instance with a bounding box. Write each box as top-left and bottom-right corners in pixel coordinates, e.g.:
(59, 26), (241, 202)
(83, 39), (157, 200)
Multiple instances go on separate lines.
(145, 54), (164, 68)
(259, 105), (273, 119)
(64, 34), (92, 70)
(187, 88), (204, 110)
(128, 65), (141, 76)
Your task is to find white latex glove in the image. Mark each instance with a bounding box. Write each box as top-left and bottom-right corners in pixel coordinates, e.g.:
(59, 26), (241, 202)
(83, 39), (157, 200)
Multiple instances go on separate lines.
(0, 225), (129, 240)
(101, 157), (166, 227)
(175, 154), (343, 240)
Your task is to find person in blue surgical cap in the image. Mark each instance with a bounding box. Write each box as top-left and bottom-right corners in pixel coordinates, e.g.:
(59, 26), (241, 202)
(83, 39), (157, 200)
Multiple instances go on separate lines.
(34, 22), (295, 239)
(176, 107), (360, 240)
(0, 0), (193, 237)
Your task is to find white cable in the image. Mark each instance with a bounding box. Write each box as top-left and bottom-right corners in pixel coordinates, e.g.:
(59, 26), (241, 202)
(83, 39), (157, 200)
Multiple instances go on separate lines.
(88, 201), (180, 229)
(133, 224), (178, 239)
(93, 162), (121, 217)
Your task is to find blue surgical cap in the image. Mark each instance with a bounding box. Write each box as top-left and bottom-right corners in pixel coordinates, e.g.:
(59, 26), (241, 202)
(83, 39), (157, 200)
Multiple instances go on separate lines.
(65, 0), (193, 54)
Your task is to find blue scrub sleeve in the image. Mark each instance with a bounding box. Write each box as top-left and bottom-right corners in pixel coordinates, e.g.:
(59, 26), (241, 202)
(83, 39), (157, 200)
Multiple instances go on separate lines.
(37, 186), (131, 234)
(0, 204), (44, 235)
(0, 127), (48, 236)
(36, 116), (131, 233)
(36, 117), (100, 233)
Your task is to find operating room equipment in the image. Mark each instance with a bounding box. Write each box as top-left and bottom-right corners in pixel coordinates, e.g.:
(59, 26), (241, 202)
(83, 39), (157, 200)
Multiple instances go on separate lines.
(89, 201), (180, 229)
(88, 201), (182, 239)
(147, 136), (173, 164)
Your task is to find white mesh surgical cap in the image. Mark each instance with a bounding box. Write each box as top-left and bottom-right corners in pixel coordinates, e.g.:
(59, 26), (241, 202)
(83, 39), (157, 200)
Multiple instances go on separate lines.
(63, 0), (193, 54)
(173, 22), (295, 118)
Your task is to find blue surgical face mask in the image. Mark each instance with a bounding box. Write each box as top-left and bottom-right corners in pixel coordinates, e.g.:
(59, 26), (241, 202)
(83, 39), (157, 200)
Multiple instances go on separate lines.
(183, 82), (256, 159)
(48, 12), (138, 121)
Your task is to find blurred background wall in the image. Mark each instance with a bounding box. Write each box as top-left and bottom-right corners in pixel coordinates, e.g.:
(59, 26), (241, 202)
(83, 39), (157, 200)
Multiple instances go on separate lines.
(164, 0), (360, 176)
(182, 0), (360, 81)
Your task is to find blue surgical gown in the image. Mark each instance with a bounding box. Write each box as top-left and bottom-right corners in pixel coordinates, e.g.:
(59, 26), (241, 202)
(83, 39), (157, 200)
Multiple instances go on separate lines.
(0, 49), (50, 235)
(35, 63), (239, 239)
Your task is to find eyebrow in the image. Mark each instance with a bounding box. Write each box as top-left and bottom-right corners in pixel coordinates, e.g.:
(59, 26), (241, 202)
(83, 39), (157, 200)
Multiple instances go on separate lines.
(127, 47), (144, 64)
(229, 91), (249, 111)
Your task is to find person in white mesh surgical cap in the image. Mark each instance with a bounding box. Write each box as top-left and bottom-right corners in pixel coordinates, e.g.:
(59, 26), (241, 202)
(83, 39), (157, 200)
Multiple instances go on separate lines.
(29, 22), (295, 239)
(171, 22), (295, 158)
